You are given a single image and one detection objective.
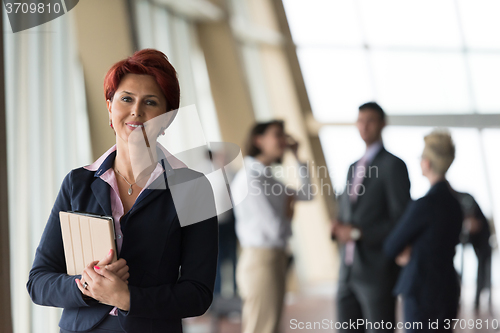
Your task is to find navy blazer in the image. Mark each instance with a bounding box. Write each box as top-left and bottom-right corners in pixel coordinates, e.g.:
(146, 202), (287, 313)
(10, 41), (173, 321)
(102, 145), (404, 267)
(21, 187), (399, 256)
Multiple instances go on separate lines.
(27, 148), (218, 332)
(384, 181), (462, 307)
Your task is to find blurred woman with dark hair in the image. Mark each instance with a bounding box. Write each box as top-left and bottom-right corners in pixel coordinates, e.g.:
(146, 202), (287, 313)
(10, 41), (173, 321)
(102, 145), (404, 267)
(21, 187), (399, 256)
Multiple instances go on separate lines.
(231, 120), (312, 333)
(27, 49), (218, 333)
(384, 129), (463, 332)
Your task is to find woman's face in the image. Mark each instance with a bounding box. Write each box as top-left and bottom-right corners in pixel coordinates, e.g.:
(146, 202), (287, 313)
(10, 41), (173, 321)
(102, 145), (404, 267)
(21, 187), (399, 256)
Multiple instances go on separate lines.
(107, 73), (167, 144)
(420, 155), (431, 177)
(255, 124), (287, 162)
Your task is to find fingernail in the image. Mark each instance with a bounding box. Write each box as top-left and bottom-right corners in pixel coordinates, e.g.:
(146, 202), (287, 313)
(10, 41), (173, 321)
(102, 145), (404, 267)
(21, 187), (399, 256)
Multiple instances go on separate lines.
(75, 279), (78, 283)
(108, 249), (112, 255)
(94, 266), (100, 270)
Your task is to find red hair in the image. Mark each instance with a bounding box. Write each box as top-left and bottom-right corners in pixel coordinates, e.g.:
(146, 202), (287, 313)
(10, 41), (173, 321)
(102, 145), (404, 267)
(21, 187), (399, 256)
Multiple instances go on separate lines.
(103, 49), (180, 111)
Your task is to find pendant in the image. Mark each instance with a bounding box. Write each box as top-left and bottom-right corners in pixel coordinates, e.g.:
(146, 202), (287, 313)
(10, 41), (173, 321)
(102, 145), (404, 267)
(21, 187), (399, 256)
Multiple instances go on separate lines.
(128, 187), (133, 195)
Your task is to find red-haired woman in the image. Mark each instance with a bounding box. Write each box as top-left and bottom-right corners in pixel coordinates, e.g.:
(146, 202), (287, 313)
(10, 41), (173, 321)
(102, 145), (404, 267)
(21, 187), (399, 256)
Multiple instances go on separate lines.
(27, 49), (218, 333)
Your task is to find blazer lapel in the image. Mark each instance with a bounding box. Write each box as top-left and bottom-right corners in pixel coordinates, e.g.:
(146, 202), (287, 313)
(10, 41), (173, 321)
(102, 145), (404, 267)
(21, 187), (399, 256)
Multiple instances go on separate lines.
(90, 178), (113, 216)
(129, 167), (170, 217)
(130, 190), (165, 217)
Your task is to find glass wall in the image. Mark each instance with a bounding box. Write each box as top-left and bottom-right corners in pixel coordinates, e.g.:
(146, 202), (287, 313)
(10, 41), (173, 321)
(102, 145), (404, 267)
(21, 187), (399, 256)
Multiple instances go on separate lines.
(283, 0), (500, 287)
(284, 0), (500, 121)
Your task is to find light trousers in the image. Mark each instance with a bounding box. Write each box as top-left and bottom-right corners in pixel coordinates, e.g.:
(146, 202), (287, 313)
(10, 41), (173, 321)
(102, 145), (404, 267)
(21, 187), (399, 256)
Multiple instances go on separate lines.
(237, 247), (288, 333)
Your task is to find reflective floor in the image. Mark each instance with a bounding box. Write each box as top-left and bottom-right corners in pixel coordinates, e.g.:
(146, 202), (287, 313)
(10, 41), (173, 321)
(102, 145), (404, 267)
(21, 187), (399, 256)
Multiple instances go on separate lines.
(184, 284), (498, 333)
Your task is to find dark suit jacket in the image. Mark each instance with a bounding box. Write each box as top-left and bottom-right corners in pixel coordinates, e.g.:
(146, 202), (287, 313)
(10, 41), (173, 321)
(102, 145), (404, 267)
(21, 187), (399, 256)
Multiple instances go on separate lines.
(454, 191), (491, 256)
(337, 148), (411, 294)
(384, 181), (463, 308)
(27, 149), (218, 333)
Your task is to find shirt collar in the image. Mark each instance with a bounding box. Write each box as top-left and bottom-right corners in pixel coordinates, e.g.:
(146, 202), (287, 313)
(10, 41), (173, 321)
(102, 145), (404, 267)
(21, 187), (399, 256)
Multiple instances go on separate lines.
(84, 142), (187, 178)
(244, 155), (273, 177)
(244, 156), (263, 169)
(363, 140), (383, 164)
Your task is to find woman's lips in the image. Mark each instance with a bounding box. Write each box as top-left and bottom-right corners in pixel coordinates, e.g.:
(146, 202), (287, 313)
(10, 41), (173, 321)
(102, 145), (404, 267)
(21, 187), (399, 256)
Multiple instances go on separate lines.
(126, 122), (144, 130)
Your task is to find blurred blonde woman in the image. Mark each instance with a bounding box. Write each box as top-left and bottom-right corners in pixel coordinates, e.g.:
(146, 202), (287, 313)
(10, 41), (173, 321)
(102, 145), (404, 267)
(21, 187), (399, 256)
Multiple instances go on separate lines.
(384, 129), (463, 333)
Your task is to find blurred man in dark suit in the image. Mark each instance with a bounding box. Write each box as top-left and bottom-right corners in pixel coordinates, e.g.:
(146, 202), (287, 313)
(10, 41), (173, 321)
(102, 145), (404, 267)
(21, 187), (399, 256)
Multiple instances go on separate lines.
(332, 102), (411, 332)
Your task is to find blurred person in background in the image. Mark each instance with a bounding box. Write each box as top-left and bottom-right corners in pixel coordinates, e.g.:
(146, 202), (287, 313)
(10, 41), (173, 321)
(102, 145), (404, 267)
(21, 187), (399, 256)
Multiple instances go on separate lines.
(231, 120), (312, 333)
(332, 102), (411, 332)
(453, 191), (492, 310)
(384, 129), (462, 333)
(212, 148), (238, 299)
(208, 149), (238, 299)
(214, 204), (238, 298)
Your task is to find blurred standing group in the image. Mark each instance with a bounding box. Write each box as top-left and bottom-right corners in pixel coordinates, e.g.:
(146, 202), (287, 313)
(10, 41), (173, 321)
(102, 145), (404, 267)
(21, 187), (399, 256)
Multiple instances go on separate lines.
(227, 102), (492, 333)
(332, 102), (491, 333)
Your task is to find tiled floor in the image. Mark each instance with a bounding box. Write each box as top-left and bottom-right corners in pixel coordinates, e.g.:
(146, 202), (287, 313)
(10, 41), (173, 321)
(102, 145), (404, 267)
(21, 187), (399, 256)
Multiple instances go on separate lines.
(183, 284), (498, 333)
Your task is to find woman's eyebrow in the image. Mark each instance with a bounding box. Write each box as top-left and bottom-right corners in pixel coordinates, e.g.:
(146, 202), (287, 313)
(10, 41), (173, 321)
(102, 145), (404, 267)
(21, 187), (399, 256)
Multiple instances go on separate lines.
(120, 90), (158, 98)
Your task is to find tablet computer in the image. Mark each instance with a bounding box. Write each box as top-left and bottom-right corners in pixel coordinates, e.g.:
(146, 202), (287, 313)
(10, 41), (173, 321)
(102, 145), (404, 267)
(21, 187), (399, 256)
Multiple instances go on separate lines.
(59, 211), (117, 275)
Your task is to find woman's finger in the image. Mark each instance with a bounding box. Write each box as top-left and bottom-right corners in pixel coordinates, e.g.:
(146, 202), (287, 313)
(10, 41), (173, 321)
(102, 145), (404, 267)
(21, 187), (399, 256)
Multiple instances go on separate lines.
(115, 265), (129, 278)
(97, 249), (114, 267)
(75, 278), (92, 297)
(114, 270), (130, 282)
(81, 271), (95, 292)
(105, 258), (127, 272)
(82, 269), (92, 283)
(87, 260), (100, 268)
(83, 265), (102, 284)
(84, 264), (102, 282)
(79, 260), (99, 280)
(94, 266), (117, 281)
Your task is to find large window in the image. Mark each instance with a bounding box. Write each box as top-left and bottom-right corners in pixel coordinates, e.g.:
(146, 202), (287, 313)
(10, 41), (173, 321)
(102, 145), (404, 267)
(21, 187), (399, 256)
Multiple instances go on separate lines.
(133, 0), (222, 151)
(283, 0), (500, 286)
(284, 0), (500, 121)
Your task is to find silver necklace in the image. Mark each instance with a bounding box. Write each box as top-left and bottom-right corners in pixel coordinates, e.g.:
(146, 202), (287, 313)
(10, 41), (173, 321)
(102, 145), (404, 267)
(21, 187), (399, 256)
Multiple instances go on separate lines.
(114, 168), (140, 195)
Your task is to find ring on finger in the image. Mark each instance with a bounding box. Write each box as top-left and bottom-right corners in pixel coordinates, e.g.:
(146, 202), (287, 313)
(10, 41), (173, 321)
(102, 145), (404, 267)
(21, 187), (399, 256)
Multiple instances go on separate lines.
(82, 281), (89, 290)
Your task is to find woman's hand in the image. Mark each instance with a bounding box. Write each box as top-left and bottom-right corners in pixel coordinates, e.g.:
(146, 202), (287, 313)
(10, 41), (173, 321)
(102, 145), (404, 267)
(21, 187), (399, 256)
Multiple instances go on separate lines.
(75, 261), (131, 311)
(395, 246), (412, 267)
(104, 258), (130, 284)
(331, 220), (356, 243)
(99, 249), (129, 284)
(79, 249), (129, 295)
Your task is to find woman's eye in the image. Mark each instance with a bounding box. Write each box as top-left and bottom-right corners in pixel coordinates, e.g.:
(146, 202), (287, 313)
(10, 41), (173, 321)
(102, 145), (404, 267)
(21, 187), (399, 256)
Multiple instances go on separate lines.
(146, 100), (157, 106)
(121, 96), (132, 102)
